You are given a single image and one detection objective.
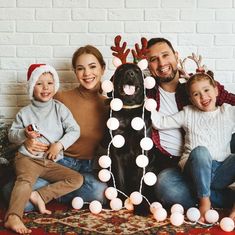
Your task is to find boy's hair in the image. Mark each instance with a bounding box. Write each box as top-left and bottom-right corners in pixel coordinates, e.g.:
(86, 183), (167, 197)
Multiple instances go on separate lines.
(186, 70), (216, 94)
(72, 45), (106, 70)
(147, 38), (175, 53)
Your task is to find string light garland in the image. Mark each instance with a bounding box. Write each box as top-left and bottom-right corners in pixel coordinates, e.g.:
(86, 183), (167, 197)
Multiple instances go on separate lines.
(71, 37), (234, 232)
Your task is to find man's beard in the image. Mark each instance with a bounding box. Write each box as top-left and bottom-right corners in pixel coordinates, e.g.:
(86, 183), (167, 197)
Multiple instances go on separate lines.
(155, 69), (178, 84)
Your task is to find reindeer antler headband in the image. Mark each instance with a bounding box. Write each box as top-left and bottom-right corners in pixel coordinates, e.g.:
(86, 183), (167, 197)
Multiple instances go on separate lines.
(178, 53), (213, 84)
(111, 35), (149, 70)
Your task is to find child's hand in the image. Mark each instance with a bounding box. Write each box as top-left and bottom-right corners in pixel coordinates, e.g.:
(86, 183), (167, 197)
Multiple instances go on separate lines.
(25, 125), (41, 139)
(46, 142), (63, 161)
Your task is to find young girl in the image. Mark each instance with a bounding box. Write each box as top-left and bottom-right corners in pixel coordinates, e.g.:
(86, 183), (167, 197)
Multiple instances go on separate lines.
(4, 64), (83, 234)
(151, 71), (235, 222)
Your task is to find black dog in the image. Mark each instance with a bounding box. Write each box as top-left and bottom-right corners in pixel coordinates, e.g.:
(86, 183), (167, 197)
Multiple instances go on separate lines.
(108, 62), (156, 216)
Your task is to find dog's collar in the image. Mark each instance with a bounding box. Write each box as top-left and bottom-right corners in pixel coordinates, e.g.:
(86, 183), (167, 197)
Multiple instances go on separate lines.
(122, 103), (143, 109)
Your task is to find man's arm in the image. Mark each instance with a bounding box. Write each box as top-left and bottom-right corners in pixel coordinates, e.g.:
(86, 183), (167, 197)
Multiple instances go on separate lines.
(216, 81), (235, 106)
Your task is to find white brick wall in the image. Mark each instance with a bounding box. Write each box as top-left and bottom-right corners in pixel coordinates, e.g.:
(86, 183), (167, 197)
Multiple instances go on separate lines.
(0, 0), (235, 122)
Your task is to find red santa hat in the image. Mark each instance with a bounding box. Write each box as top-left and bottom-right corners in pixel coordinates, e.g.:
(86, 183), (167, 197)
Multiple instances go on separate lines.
(27, 64), (60, 100)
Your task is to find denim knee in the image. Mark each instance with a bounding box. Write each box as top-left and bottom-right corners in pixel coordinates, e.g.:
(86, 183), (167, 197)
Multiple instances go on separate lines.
(155, 168), (196, 209)
(188, 146), (212, 165)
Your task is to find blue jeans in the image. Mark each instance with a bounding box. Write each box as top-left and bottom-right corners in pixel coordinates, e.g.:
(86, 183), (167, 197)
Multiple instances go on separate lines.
(2, 156), (107, 212)
(155, 146), (235, 209)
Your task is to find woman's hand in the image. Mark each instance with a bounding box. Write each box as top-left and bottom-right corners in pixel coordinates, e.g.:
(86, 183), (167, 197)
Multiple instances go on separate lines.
(46, 142), (63, 161)
(24, 138), (49, 155)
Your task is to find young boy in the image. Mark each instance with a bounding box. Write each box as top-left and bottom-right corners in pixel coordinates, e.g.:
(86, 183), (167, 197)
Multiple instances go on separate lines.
(151, 68), (235, 222)
(4, 64), (84, 234)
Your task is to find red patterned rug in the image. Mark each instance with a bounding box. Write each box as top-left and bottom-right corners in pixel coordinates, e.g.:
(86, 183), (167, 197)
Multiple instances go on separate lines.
(0, 201), (234, 235)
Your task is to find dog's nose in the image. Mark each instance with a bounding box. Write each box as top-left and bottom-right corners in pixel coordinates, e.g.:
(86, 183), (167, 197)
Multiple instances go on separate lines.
(127, 70), (135, 77)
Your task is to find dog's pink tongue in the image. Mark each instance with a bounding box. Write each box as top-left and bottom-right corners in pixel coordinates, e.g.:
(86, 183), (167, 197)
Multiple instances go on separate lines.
(123, 85), (135, 95)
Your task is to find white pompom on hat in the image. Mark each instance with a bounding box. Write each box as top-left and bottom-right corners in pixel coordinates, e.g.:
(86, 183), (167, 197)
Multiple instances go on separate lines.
(27, 64), (59, 100)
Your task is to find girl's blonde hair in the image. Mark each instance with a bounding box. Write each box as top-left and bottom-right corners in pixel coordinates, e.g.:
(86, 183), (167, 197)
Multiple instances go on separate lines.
(186, 70), (216, 94)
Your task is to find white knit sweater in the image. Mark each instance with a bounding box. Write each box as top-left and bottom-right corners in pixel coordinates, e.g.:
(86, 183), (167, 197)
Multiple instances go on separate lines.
(151, 104), (235, 169)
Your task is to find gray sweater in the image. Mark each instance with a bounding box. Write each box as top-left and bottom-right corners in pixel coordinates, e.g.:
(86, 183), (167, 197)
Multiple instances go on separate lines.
(8, 99), (80, 161)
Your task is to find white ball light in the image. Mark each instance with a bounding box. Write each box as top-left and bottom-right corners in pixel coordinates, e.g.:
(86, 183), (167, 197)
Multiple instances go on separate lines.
(150, 202), (162, 214)
(124, 198), (134, 211)
(131, 117), (145, 130)
(89, 200), (102, 214)
(101, 80), (113, 93)
(71, 197), (84, 210)
(205, 209), (219, 224)
(143, 172), (157, 186)
(98, 155), (111, 168)
(110, 198), (123, 211)
(137, 58), (148, 70)
(98, 169), (111, 182)
(144, 76), (156, 89)
(105, 187), (118, 200)
(144, 98), (157, 111)
(107, 117), (119, 130)
(170, 212), (184, 226)
(130, 191), (143, 205)
(110, 98), (123, 111)
(171, 204), (184, 215)
(113, 57), (122, 68)
(112, 135), (125, 148)
(136, 154), (149, 168)
(186, 207), (200, 222)
(140, 137), (153, 151)
(220, 217), (235, 232)
(153, 207), (167, 222)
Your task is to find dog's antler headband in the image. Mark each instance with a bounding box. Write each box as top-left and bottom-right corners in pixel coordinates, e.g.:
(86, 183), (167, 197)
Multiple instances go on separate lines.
(111, 35), (148, 70)
(111, 35), (130, 65)
(132, 37), (148, 63)
(178, 53), (211, 83)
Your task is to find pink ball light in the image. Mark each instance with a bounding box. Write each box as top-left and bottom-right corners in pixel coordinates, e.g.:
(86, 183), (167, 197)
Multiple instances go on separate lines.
(140, 137), (153, 151)
(143, 172), (157, 186)
(170, 212), (184, 226)
(105, 187), (118, 200)
(110, 198), (123, 211)
(107, 117), (119, 130)
(171, 204), (184, 214)
(153, 207), (167, 222)
(144, 76), (156, 89)
(89, 200), (102, 214)
(98, 169), (111, 182)
(110, 98), (123, 111)
(112, 134), (125, 148)
(186, 207), (200, 222)
(144, 98), (157, 111)
(124, 198), (134, 211)
(101, 80), (113, 93)
(130, 191), (143, 205)
(71, 197), (84, 210)
(150, 202), (162, 214)
(131, 117), (145, 130)
(220, 217), (235, 232)
(136, 154), (149, 168)
(205, 209), (219, 224)
(98, 155), (111, 168)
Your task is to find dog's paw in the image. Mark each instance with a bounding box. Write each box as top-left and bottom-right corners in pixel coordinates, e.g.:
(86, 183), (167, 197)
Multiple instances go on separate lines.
(134, 203), (151, 216)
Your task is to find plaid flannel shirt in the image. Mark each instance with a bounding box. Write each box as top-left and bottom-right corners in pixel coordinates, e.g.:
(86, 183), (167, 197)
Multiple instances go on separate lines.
(147, 81), (235, 157)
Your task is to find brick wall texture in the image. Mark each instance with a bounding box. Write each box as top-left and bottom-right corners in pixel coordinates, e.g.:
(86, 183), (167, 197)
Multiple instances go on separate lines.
(0, 0), (235, 121)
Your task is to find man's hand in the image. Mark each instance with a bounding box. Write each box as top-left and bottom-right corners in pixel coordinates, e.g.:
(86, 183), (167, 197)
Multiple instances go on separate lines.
(24, 138), (49, 155)
(46, 142), (63, 161)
